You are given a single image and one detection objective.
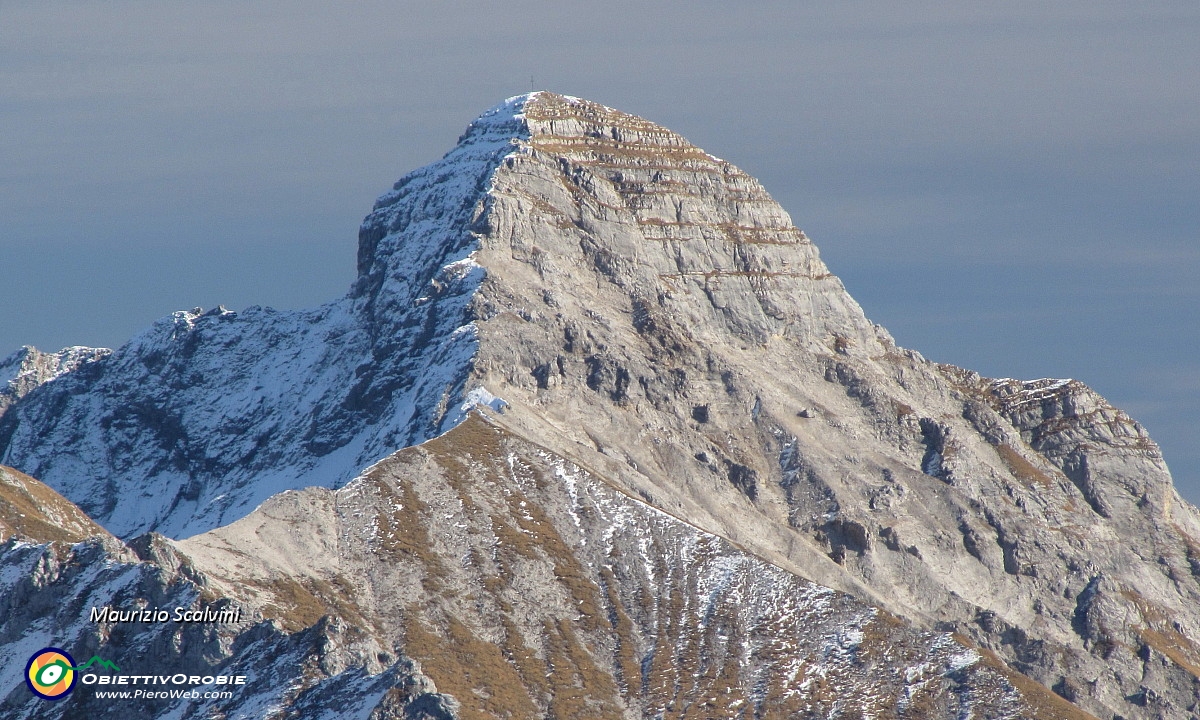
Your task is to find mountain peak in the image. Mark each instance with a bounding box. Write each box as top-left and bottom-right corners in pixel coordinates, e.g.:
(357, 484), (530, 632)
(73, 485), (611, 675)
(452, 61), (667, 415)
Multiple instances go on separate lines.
(3, 95), (1200, 719)
(362, 90), (880, 347)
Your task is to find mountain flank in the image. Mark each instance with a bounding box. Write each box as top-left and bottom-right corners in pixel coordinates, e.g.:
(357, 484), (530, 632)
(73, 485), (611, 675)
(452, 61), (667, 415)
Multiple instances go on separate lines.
(3, 415), (1094, 719)
(1, 92), (1198, 718)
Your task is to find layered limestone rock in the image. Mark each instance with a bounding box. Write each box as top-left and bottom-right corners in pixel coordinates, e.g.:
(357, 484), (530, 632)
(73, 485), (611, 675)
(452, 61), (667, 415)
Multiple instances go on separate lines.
(0, 92), (1197, 718)
(435, 94), (1200, 720)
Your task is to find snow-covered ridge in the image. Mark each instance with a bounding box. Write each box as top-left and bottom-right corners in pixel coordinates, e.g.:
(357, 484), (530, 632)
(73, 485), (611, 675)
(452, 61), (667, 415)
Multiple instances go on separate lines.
(0, 345), (111, 412)
(353, 93), (534, 311)
(0, 98), (540, 540)
(0, 345), (112, 431)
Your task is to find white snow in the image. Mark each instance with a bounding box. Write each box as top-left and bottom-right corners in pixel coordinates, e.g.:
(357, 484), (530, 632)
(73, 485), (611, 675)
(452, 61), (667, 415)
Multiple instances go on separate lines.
(1, 96), (540, 540)
(458, 385), (509, 417)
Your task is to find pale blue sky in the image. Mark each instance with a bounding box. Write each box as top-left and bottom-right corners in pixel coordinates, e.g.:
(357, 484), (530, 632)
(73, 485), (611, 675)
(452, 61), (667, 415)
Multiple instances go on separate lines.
(3, 1), (1198, 500)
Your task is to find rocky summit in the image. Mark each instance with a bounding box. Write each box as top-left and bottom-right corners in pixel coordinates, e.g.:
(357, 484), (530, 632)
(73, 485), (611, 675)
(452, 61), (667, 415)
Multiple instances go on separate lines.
(1, 92), (1198, 719)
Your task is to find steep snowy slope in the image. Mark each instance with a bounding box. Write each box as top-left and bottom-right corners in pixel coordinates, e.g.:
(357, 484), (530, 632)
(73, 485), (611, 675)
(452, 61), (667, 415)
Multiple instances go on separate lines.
(0, 100), (528, 539)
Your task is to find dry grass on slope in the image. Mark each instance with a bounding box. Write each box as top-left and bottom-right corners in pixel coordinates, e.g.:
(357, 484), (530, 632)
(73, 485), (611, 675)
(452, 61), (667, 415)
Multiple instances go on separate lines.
(0, 465), (110, 543)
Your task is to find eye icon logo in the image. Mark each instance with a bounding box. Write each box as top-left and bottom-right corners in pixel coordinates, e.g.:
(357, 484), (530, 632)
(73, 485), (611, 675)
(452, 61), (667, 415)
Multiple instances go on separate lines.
(25, 648), (77, 700)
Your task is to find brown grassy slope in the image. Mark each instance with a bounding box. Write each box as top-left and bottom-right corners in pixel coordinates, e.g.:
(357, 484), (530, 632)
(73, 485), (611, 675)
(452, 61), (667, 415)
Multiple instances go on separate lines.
(0, 465), (111, 543)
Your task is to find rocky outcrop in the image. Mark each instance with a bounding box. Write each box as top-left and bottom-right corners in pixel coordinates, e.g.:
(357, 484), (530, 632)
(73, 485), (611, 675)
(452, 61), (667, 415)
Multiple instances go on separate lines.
(0, 92), (1197, 718)
(982, 375), (1168, 520)
(0, 346), (109, 418)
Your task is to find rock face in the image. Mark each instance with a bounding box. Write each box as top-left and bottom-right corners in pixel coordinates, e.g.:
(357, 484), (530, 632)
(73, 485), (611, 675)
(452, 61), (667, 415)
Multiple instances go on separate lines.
(1, 92), (1198, 718)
